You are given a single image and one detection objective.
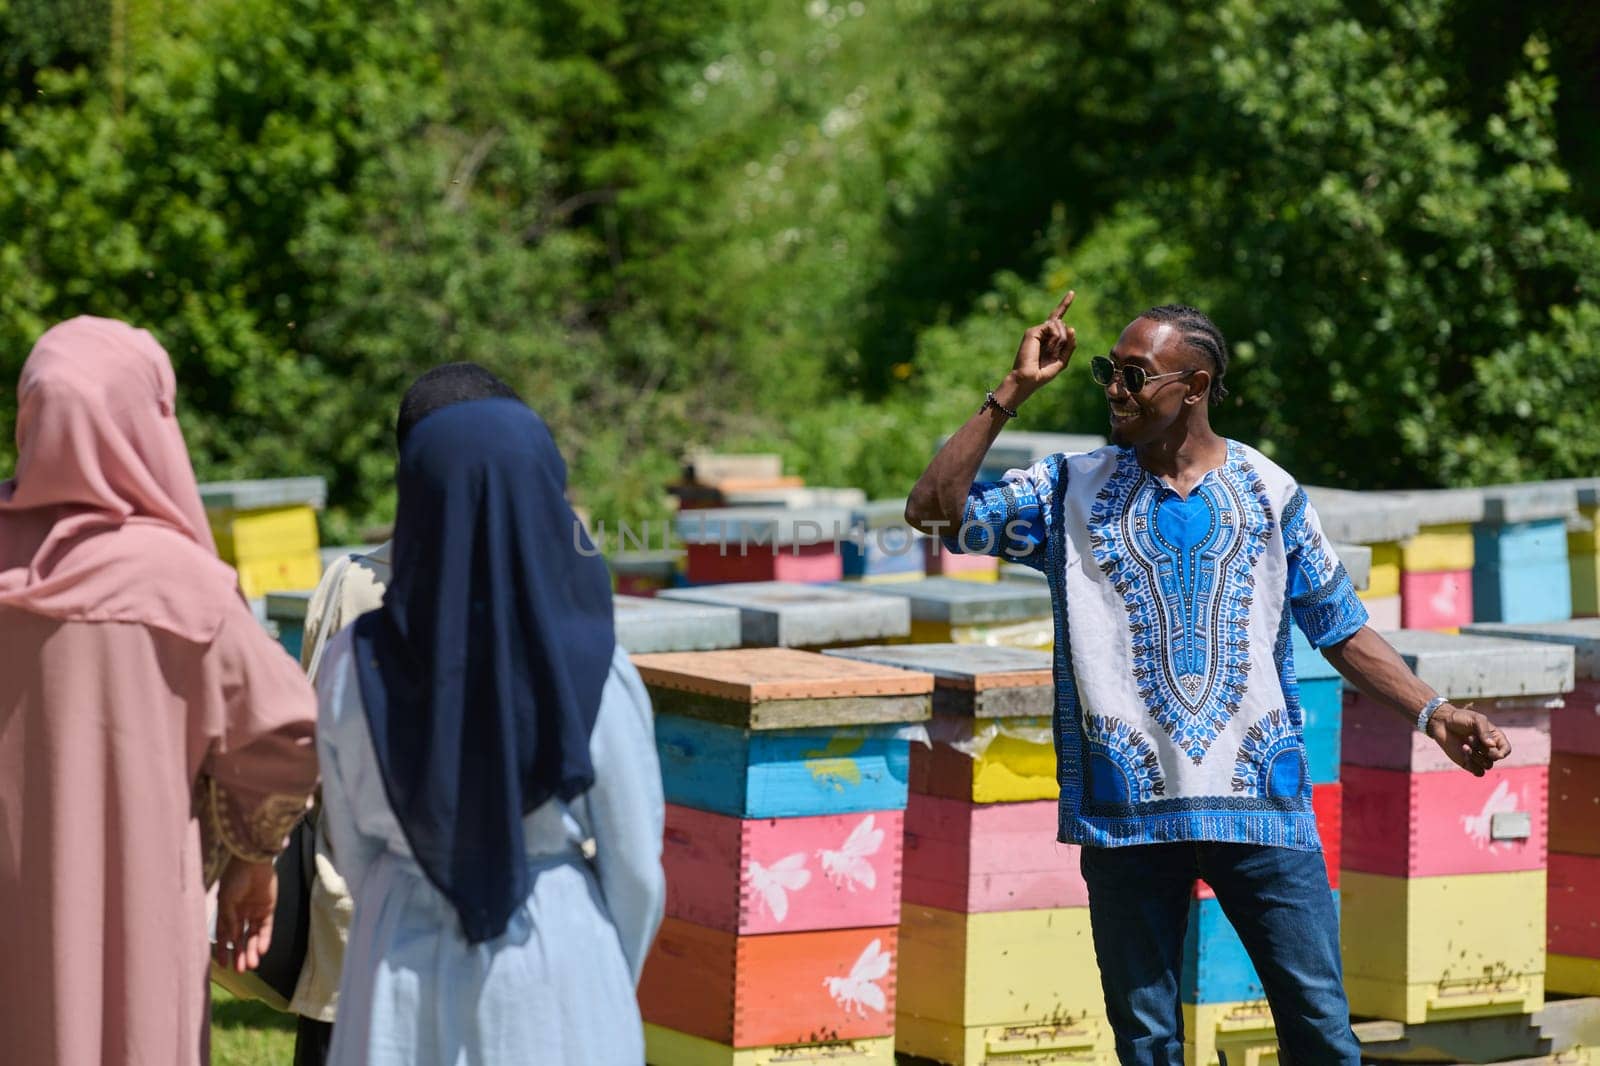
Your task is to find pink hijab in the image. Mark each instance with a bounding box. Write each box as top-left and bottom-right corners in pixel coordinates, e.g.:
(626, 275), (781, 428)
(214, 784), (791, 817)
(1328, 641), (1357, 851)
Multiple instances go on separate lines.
(0, 316), (240, 642)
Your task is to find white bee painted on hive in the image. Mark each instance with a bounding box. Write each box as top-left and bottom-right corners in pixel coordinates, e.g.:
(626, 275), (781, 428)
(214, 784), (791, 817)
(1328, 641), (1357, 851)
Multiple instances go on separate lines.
(817, 814), (884, 892)
(747, 853), (810, 923)
(823, 938), (891, 1017)
(1461, 779), (1521, 850)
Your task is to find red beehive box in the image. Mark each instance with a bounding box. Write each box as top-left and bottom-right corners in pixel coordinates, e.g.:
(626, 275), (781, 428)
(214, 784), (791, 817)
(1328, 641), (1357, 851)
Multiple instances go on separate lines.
(1549, 852), (1600, 959)
(1550, 752), (1600, 857)
(1342, 765), (1548, 878)
(662, 806), (903, 936)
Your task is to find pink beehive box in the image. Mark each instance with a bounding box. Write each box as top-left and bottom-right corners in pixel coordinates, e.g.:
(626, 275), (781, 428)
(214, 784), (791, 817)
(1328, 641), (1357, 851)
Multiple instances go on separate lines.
(1343, 693), (1554, 772)
(662, 805), (902, 936)
(1400, 569), (1473, 630)
(1342, 764), (1548, 878)
(901, 794), (1086, 913)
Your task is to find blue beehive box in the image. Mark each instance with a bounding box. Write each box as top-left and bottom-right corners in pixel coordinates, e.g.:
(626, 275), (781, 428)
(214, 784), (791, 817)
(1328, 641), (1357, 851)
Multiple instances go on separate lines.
(1182, 893), (1342, 1004)
(265, 590), (312, 662)
(653, 716), (914, 818)
(1472, 486), (1576, 624)
(841, 500), (927, 580)
(1290, 628), (1341, 783)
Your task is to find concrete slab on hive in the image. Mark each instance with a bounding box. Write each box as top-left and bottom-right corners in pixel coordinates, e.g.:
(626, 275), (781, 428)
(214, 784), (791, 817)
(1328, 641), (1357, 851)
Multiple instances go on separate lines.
(673, 506), (853, 546)
(631, 647), (933, 729)
(1463, 619), (1600, 681)
(853, 576), (1052, 625)
(826, 643), (1053, 718)
(200, 477), (327, 511)
(1380, 629), (1574, 699)
(614, 594), (741, 653)
(1480, 481), (1579, 525)
(1305, 487), (1419, 544)
(1378, 488), (1487, 527)
(658, 581), (909, 647)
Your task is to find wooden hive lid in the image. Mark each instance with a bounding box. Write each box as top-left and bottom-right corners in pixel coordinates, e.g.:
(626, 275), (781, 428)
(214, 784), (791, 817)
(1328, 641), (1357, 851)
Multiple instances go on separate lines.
(631, 647), (933, 702)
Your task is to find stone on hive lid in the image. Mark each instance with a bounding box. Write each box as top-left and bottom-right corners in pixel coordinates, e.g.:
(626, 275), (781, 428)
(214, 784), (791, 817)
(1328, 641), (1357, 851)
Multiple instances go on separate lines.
(681, 452), (784, 484)
(200, 477), (327, 512)
(1478, 482), (1579, 525)
(1378, 488), (1487, 527)
(825, 643), (1053, 718)
(854, 576), (1052, 625)
(657, 581), (909, 647)
(1462, 619), (1600, 681)
(673, 506), (853, 547)
(614, 594), (741, 653)
(630, 647), (933, 729)
(1304, 487), (1419, 544)
(1333, 543), (1372, 591)
(1379, 630), (1574, 700)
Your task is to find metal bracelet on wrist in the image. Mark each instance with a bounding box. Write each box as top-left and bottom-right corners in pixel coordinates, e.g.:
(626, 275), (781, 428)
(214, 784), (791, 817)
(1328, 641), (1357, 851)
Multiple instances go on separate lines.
(982, 391), (1019, 420)
(1416, 695), (1448, 734)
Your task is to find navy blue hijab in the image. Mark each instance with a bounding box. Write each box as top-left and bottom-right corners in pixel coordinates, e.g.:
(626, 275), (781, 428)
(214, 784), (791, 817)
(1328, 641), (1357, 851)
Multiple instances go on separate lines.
(352, 398), (615, 943)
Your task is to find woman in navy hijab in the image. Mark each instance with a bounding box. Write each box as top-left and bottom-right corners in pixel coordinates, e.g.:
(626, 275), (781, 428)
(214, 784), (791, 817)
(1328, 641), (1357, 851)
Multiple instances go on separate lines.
(314, 397), (665, 1065)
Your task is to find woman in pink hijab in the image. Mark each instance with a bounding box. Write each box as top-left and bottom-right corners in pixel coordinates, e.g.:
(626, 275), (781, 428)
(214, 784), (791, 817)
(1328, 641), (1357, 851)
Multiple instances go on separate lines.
(0, 317), (320, 1065)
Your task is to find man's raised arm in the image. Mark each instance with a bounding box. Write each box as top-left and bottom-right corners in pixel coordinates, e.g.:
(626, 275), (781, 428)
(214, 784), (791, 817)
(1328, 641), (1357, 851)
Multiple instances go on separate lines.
(905, 288), (1078, 533)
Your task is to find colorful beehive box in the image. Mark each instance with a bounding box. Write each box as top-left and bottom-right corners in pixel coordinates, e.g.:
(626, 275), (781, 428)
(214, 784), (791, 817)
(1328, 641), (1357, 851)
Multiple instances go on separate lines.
(1342, 631), (1572, 774)
(610, 549), (683, 598)
(923, 539), (1000, 583)
(1342, 868), (1547, 1023)
(264, 589), (311, 660)
(1561, 480), (1600, 618)
(1341, 763), (1547, 877)
(1550, 752), (1600, 857)
(1462, 619), (1600, 758)
(1473, 484), (1578, 624)
(895, 904), (1110, 1065)
(616, 594), (742, 654)
(636, 650), (932, 819)
(1548, 852), (1600, 996)
(671, 453), (795, 511)
(676, 508), (853, 585)
(1183, 1000), (1279, 1066)
(900, 794), (1085, 914)
(1291, 628), (1343, 784)
(1384, 488), (1484, 632)
(856, 578), (1054, 651)
(640, 919), (899, 1047)
(201, 477), (327, 600)
(662, 806), (903, 935)
(644, 1026), (893, 1066)
(841, 501), (927, 584)
(827, 644), (1057, 804)
(657, 582), (910, 649)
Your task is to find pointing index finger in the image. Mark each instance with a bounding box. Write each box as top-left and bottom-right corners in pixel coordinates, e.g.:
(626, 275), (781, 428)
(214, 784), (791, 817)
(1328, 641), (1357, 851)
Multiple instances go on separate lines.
(1049, 289), (1076, 322)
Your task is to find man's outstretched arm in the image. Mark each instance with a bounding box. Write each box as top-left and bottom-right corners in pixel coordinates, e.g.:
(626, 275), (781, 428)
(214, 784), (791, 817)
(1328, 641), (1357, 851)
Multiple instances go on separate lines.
(1322, 625), (1511, 776)
(905, 289), (1077, 533)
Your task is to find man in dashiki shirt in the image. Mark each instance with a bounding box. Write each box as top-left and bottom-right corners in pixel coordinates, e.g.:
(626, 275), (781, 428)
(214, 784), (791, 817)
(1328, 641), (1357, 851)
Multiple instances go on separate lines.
(905, 290), (1513, 1066)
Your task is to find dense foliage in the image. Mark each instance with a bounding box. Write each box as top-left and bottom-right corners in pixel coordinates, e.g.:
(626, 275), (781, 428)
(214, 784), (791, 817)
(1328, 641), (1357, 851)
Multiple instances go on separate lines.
(2, 0), (1596, 537)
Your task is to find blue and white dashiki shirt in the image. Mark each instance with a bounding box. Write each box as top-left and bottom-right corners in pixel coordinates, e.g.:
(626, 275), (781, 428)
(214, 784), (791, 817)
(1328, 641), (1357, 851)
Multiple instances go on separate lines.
(947, 439), (1367, 850)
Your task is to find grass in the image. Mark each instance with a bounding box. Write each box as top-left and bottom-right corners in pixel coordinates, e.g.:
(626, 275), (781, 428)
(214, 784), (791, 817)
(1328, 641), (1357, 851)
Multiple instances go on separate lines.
(210, 987), (295, 1066)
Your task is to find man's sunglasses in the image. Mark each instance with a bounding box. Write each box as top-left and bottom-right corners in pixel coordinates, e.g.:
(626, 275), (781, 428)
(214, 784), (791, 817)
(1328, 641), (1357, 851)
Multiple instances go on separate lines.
(1090, 355), (1196, 394)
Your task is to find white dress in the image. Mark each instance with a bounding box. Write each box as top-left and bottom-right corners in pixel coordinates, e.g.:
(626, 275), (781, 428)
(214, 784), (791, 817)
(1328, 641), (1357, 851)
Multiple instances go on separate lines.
(316, 630), (665, 1065)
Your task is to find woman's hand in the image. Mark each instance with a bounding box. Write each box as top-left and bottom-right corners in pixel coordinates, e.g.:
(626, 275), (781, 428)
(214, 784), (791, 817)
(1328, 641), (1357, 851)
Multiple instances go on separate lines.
(214, 858), (277, 973)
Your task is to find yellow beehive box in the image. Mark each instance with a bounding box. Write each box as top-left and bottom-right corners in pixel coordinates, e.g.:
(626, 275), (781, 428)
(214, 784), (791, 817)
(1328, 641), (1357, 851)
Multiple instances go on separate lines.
(1401, 523), (1476, 573)
(1548, 954), (1600, 997)
(235, 552), (322, 600)
(209, 504), (319, 564)
(909, 618), (1053, 652)
(1569, 505), (1600, 556)
(909, 716), (1058, 805)
(1182, 1001), (1279, 1066)
(896, 904), (1106, 1043)
(895, 1014), (1113, 1065)
(643, 1026), (894, 1066)
(1571, 554), (1600, 618)
(1358, 541), (1402, 599)
(1342, 870), (1546, 1024)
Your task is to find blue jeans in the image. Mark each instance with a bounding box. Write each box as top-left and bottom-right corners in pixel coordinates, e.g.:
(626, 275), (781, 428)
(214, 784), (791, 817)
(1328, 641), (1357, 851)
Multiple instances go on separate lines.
(1079, 843), (1360, 1066)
